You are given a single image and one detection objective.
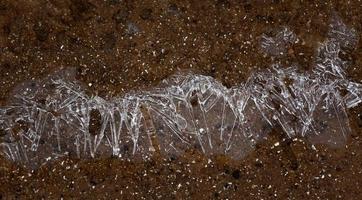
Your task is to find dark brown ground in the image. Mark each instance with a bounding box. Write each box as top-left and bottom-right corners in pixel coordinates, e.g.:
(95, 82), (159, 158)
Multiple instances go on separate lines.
(0, 0), (361, 199)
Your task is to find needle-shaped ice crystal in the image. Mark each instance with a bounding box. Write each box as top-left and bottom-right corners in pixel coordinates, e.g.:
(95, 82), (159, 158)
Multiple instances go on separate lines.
(260, 27), (297, 56)
(0, 14), (361, 168)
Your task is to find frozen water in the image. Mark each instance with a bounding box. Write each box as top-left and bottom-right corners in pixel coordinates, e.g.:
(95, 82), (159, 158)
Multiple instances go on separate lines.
(0, 15), (361, 168)
(260, 27), (297, 56)
(328, 13), (359, 49)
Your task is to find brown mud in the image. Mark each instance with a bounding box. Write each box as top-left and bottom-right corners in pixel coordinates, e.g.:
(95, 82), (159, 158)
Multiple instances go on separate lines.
(0, 0), (361, 199)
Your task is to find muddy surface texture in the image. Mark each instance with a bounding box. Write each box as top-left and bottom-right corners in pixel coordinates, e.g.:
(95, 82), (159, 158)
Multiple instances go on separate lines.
(0, 0), (362, 199)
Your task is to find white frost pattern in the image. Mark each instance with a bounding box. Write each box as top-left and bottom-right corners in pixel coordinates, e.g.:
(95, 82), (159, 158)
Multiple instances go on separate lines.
(0, 15), (361, 168)
(260, 27), (297, 56)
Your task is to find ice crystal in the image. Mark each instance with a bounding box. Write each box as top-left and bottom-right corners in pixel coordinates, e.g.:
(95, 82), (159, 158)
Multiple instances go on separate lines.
(260, 27), (297, 56)
(0, 15), (361, 168)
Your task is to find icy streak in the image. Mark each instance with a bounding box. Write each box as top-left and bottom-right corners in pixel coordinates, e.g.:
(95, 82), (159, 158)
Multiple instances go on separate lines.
(0, 63), (360, 168)
(0, 15), (361, 168)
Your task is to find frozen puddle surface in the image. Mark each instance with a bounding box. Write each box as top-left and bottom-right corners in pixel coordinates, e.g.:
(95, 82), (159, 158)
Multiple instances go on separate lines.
(0, 15), (361, 168)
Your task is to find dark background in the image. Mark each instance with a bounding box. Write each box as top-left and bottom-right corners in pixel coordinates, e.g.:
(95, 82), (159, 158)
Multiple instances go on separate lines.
(0, 0), (361, 199)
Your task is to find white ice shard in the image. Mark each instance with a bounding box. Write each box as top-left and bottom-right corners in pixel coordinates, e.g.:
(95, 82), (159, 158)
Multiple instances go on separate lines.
(260, 27), (297, 56)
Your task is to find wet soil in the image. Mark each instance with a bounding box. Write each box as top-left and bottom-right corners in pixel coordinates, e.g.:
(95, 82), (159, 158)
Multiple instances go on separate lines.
(0, 0), (361, 199)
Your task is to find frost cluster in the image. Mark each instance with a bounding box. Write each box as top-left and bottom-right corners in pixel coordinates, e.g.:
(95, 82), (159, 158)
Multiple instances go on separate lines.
(0, 15), (361, 168)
